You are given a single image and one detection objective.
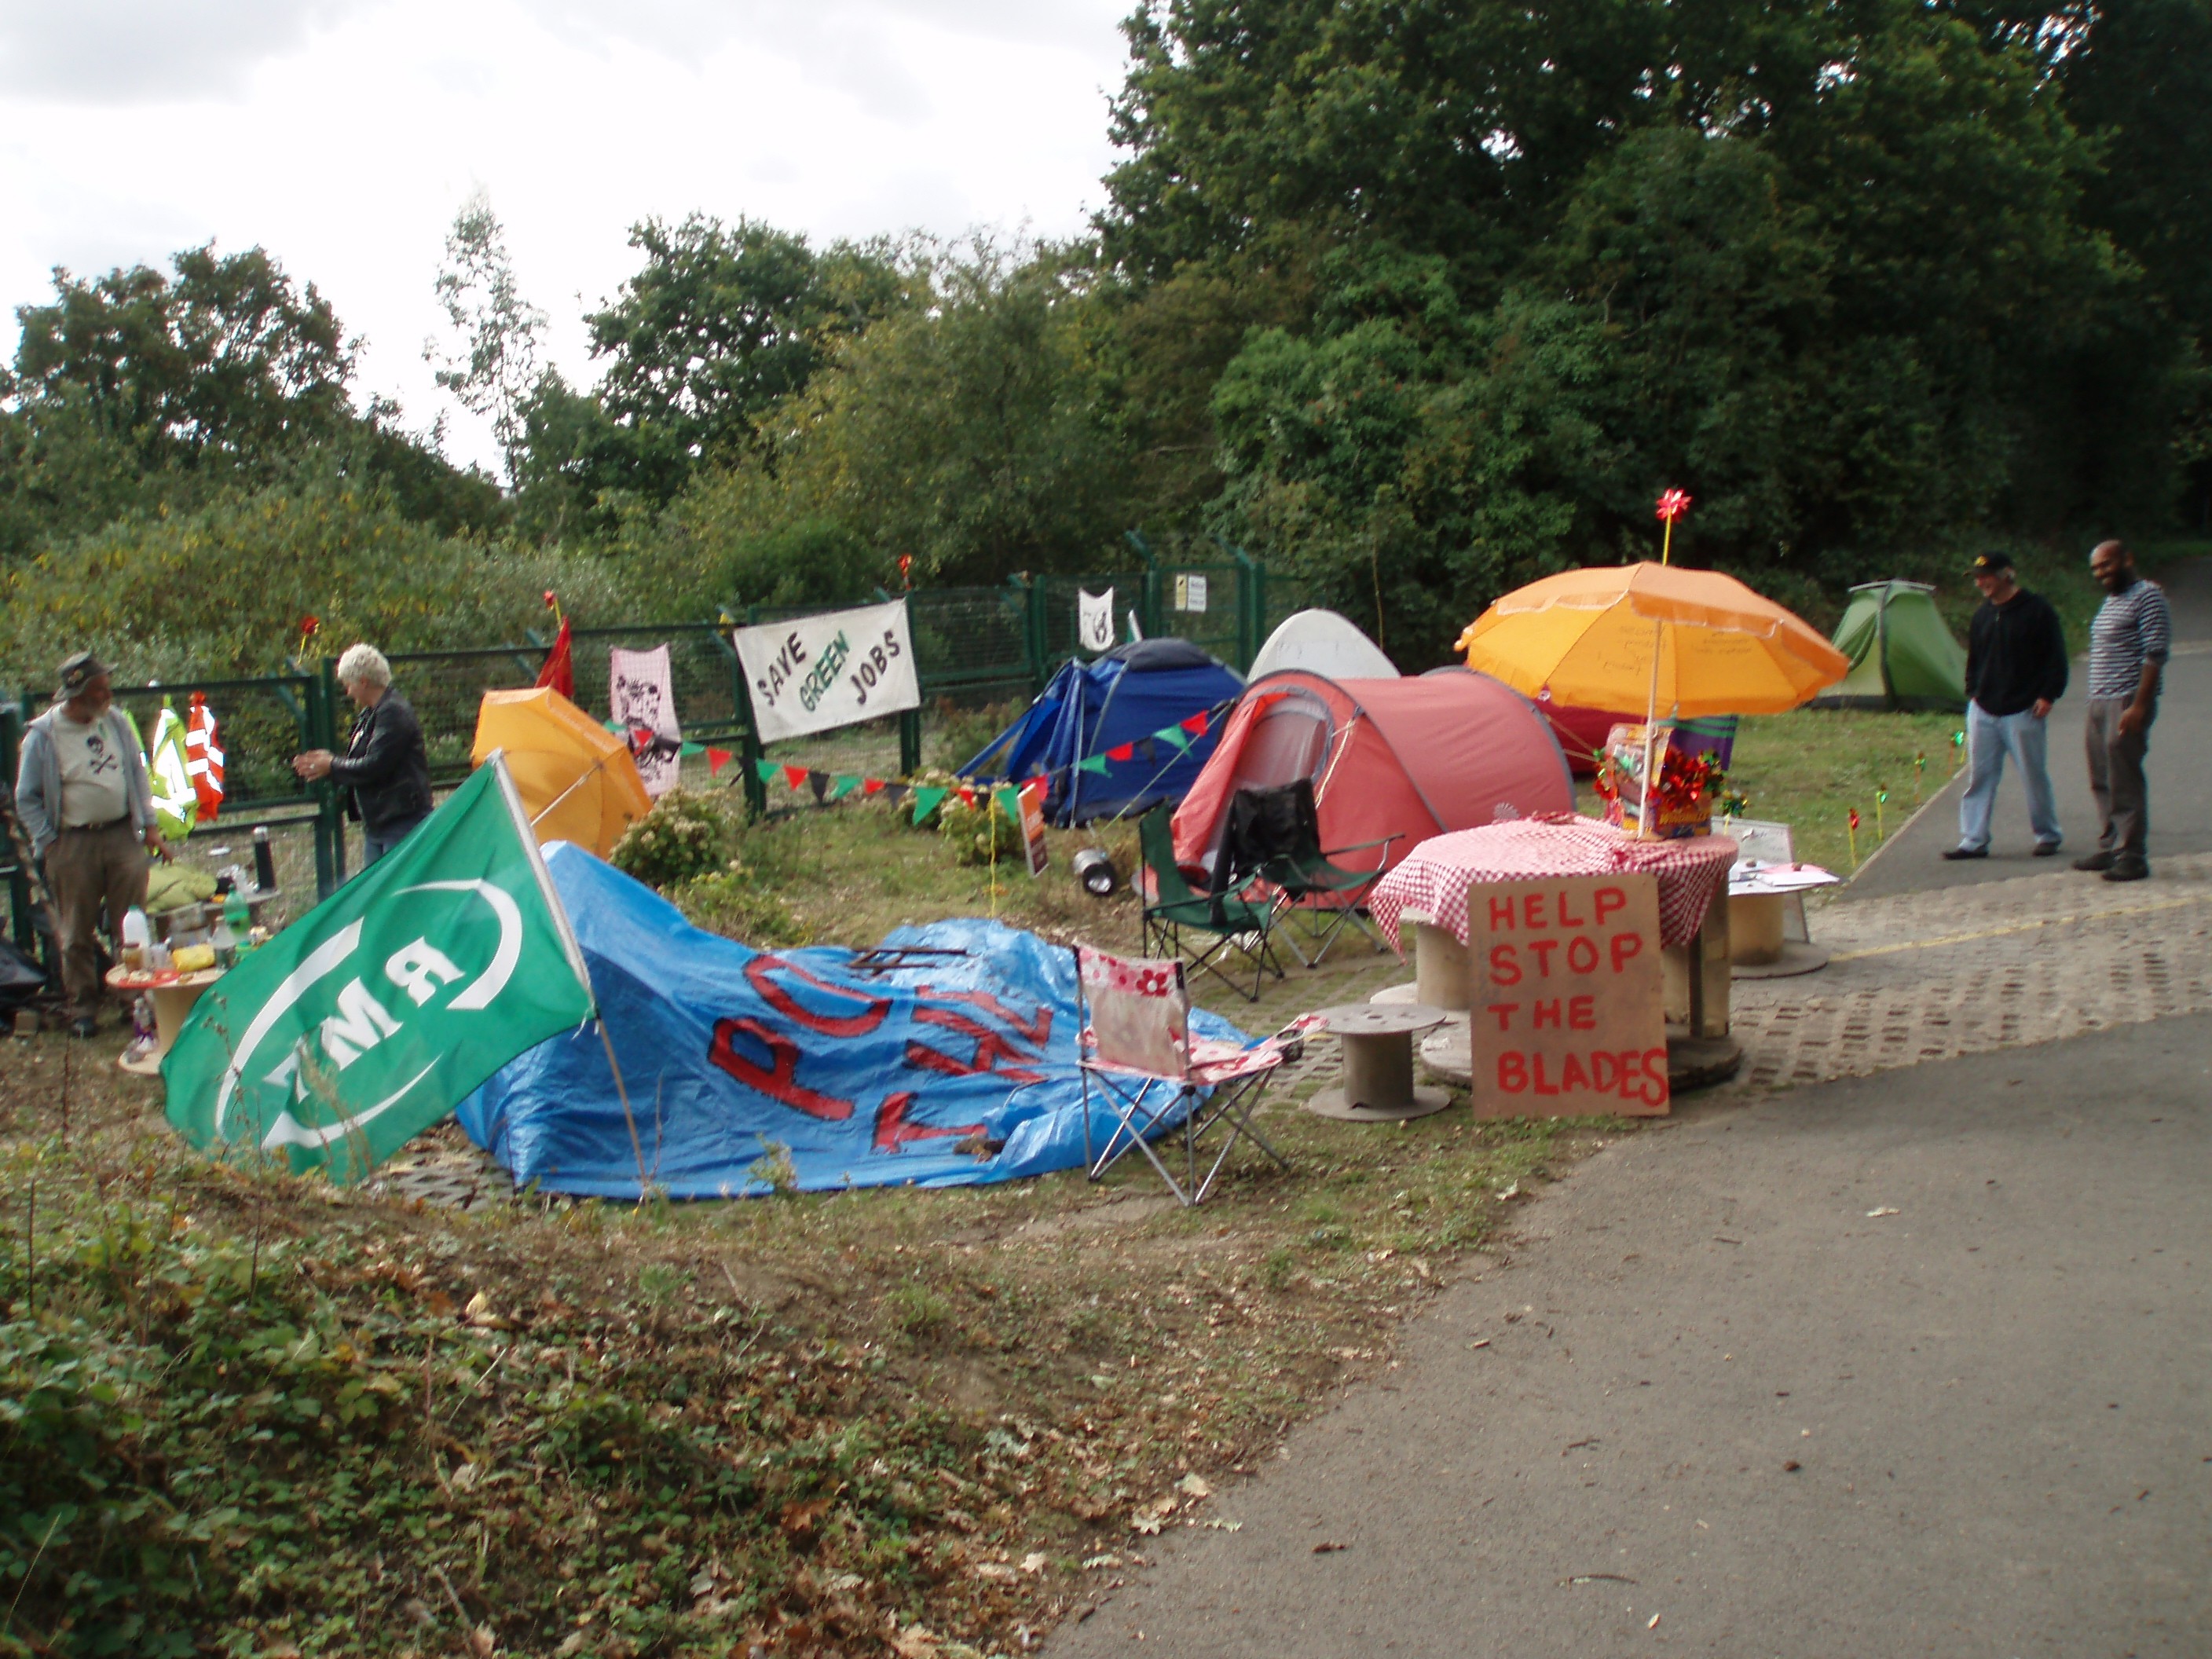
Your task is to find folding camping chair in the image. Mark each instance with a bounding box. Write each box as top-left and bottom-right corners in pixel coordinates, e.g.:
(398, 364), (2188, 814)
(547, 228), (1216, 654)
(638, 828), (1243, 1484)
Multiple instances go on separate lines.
(1074, 944), (1306, 1206)
(1221, 779), (1401, 967)
(1137, 804), (1284, 1003)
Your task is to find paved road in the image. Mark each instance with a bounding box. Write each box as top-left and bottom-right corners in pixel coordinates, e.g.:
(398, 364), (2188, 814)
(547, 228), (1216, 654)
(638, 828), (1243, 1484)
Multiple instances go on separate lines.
(1055, 1020), (2212, 1657)
(1848, 560), (2212, 899)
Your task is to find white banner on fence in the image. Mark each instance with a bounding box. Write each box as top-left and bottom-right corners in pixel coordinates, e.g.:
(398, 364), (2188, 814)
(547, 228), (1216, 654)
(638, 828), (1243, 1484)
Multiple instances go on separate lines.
(732, 600), (919, 743)
(610, 644), (683, 798)
(1078, 587), (1115, 654)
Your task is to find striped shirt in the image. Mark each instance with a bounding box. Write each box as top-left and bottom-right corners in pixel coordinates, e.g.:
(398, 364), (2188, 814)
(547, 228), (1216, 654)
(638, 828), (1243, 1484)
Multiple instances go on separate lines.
(2087, 577), (2172, 700)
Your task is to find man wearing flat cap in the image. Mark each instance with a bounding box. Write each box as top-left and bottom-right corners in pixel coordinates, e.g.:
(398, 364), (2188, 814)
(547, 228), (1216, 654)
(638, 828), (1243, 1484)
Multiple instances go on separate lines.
(1945, 552), (2068, 862)
(12, 652), (162, 1036)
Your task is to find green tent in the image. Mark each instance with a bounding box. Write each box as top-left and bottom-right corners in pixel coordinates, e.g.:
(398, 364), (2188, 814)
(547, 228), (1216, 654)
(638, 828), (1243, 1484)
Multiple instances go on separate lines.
(1811, 580), (1966, 711)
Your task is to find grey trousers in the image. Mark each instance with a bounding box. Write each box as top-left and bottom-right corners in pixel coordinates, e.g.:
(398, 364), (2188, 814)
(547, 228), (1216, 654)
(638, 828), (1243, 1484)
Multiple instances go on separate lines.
(2085, 698), (2154, 860)
(43, 820), (149, 1020)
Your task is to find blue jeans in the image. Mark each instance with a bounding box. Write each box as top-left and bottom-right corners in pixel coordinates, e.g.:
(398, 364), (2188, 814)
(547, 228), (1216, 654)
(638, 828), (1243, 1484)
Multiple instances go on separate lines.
(1957, 701), (2061, 851)
(361, 819), (426, 867)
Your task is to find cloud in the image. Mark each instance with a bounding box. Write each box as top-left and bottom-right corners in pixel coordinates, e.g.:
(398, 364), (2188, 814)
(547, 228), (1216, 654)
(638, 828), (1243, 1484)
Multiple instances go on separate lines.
(0, 0), (372, 101)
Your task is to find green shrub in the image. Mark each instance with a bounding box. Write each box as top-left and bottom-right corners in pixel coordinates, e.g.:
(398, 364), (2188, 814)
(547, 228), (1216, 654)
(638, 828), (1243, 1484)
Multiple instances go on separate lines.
(672, 866), (808, 947)
(609, 788), (735, 889)
(939, 792), (1023, 866)
(932, 697), (1021, 771)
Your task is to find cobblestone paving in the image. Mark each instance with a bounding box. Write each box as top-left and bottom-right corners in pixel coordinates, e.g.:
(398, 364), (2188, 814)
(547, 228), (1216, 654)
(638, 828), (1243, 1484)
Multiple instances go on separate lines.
(1728, 852), (2212, 1092)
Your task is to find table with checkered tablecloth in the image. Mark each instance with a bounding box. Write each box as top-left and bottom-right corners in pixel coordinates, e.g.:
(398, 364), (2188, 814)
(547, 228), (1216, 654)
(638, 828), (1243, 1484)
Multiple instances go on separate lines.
(1372, 814), (1738, 950)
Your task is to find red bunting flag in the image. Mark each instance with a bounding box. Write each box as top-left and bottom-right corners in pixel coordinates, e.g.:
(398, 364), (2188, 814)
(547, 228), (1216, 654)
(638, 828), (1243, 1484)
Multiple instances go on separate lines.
(782, 765), (808, 791)
(1105, 742), (1135, 764)
(706, 747), (733, 776)
(862, 778), (885, 796)
(1179, 711), (1208, 737)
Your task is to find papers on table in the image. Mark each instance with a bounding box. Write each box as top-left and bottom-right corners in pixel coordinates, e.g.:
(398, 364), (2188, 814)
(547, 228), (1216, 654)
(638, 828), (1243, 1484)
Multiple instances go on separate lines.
(1729, 859), (1841, 896)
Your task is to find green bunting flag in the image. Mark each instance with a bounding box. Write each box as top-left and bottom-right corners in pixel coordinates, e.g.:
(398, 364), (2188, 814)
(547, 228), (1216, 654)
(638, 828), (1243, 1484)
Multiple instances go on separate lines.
(831, 775), (859, 800)
(755, 758), (778, 783)
(911, 786), (948, 824)
(993, 786), (1022, 825)
(1157, 723), (1192, 752)
(163, 756), (596, 1184)
(1076, 754), (1111, 775)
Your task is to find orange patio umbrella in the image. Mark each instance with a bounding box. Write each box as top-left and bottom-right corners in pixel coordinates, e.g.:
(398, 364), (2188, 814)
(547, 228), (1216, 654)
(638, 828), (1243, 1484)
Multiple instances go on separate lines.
(471, 687), (651, 858)
(1456, 562), (1849, 719)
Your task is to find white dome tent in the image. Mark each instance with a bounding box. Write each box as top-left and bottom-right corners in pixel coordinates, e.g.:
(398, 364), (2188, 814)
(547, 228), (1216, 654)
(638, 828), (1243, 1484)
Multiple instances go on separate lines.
(1247, 608), (1398, 682)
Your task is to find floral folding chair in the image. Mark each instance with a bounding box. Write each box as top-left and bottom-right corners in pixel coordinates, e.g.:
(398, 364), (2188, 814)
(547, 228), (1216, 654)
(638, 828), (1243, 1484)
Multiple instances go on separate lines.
(1073, 944), (1313, 1207)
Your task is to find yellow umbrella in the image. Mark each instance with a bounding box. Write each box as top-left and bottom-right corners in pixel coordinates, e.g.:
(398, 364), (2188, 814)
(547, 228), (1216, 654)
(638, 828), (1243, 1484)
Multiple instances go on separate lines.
(1456, 562), (1848, 718)
(471, 687), (652, 858)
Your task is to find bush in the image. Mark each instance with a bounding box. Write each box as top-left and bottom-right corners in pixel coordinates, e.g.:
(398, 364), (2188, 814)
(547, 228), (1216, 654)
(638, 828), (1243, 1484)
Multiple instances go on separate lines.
(939, 791), (1024, 866)
(932, 697), (1021, 771)
(900, 767), (961, 831)
(609, 788), (735, 889)
(672, 867), (808, 947)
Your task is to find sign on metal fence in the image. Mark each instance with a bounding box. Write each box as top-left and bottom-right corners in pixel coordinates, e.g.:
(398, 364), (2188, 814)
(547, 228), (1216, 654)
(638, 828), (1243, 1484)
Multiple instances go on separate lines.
(731, 599), (919, 743)
(1078, 587), (1115, 654)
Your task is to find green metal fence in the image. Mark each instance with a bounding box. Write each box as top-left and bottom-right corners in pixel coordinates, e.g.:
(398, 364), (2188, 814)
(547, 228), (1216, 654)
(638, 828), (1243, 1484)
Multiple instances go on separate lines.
(3, 549), (1298, 954)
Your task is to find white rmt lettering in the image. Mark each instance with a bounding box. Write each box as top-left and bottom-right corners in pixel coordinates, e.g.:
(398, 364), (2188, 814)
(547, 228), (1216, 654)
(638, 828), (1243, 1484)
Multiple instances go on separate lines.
(385, 939), (466, 1007)
(319, 979), (402, 1068)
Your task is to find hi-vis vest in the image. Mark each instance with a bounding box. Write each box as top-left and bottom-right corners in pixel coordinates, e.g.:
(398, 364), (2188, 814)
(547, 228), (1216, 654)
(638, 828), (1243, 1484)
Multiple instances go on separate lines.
(186, 692), (225, 821)
(148, 701), (197, 840)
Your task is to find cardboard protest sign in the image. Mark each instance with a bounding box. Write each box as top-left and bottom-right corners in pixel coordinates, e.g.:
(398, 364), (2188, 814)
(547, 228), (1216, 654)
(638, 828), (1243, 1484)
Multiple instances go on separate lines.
(1466, 871), (1668, 1118)
(610, 643), (683, 798)
(1018, 779), (1049, 877)
(732, 600), (919, 743)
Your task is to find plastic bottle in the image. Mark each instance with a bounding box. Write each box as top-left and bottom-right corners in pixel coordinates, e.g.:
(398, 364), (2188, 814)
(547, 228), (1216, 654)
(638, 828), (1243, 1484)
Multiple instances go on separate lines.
(211, 904), (239, 970)
(252, 825), (276, 893)
(222, 889), (252, 960)
(120, 906), (150, 972)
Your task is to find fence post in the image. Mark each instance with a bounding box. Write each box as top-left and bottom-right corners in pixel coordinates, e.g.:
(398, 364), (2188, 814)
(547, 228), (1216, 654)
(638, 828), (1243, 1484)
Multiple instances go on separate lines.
(313, 658), (344, 897)
(897, 593), (923, 776)
(1229, 543), (1264, 672)
(718, 615), (768, 818)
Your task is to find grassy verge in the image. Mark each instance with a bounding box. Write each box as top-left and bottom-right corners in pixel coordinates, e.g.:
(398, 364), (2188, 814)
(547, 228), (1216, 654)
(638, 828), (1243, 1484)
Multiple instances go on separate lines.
(2, 894), (1603, 1657)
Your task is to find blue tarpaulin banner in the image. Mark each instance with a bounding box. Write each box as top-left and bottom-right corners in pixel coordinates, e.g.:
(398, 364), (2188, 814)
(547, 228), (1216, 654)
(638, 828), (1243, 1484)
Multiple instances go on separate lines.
(456, 846), (1251, 1197)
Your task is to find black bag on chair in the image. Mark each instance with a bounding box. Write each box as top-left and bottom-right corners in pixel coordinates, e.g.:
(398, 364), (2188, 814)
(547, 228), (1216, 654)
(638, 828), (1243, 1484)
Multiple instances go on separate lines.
(1217, 780), (1320, 923)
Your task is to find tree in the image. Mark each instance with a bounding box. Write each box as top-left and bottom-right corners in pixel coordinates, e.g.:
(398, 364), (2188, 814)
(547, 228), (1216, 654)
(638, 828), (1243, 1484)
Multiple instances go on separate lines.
(427, 191), (545, 489)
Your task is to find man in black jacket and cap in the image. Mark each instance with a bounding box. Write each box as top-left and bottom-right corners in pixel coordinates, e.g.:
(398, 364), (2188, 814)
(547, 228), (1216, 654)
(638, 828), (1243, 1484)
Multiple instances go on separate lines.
(292, 643), (433, 866)
(1944, 552), (2069, 860)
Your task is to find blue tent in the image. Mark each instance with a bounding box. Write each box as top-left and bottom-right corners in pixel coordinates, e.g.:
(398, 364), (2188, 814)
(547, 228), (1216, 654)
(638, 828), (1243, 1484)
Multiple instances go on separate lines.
(958, 639), (1243, 826)
(456, 846), (1250, 1199)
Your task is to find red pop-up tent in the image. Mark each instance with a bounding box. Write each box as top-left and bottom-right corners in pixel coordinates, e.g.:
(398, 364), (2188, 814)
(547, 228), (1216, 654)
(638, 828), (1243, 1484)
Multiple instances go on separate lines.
(1171, 668), (1573, 884)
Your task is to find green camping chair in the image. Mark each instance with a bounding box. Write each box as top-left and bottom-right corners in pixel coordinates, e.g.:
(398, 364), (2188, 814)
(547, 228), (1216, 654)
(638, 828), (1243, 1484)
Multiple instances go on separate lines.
(1221, 779), (1400, 966)
(1137, 804), (1284, 1003)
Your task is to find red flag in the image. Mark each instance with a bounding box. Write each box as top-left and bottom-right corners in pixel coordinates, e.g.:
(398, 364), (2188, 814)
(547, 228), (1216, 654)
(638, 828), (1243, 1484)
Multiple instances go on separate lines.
(535, 617), (573, 699)
(1105, 742), (1135, 764)
(862, 778), (885, 796)
(782, 765), (808, 791)
(706, 747), (733, 776)
(1179, 711), (1209, 737)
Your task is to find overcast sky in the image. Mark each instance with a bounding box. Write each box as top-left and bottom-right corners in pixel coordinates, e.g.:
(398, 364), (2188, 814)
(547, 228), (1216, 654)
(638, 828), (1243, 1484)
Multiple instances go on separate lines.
(0, 0), (1134, 471)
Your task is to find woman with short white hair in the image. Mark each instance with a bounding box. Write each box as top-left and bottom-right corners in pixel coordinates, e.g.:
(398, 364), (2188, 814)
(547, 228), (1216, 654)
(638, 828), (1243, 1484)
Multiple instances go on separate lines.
(292, 641), (433, 866)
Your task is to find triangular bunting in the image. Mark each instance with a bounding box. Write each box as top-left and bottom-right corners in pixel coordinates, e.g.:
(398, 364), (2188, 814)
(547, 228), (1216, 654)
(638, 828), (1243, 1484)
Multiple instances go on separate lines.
(1105, 742), (1135, 764)
(1138, 737), (1159, 763)
(862, 778), (885, 796)
(911, 786), (948, 824)
(992, 786), (1021, 824)
(679, 741), (705, 756)
(1157, 723), (1192, 752)
(881, 783), (910, 803)
(782, 765), (808, 791)
(707, 747), (734, 777)
(808, 770), (830, 804)
(831, 775), (859, 800)
(1077, 754), (1111, 775)
(1179, 710), (1208, 737)
(957, 786), (979, 808)
(756, 759), (778, 783)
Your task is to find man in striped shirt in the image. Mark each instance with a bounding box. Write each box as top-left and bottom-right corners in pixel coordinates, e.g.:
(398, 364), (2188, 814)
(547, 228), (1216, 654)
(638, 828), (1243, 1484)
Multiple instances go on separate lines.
(2075, 540), (2170, 881)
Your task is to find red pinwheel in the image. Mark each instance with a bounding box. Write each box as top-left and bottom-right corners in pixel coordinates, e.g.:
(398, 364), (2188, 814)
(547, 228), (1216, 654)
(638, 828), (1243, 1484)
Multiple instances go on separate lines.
(1654, 488), (1693, 564)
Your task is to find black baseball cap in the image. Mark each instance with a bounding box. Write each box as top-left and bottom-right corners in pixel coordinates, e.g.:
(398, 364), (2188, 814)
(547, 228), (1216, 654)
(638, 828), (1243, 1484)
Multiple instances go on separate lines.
(1966, 551), (2014, 577)
(57, 650), (108, 696)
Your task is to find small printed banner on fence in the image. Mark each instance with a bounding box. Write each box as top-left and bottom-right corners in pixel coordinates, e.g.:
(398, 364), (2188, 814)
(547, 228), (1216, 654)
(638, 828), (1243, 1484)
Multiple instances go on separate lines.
(732, 599), (918, 743)
(1079, 587), (1115, 654)
(610, 643), (683, 799)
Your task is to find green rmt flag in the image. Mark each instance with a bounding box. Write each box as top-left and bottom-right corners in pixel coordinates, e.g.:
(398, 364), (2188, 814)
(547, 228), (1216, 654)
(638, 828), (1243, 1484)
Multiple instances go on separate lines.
(163, 755), (595, 1182)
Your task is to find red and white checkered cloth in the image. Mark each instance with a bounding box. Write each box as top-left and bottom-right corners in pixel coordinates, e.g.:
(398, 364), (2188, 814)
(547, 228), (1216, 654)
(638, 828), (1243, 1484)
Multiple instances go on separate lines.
(1371, 814), (1738, 950)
